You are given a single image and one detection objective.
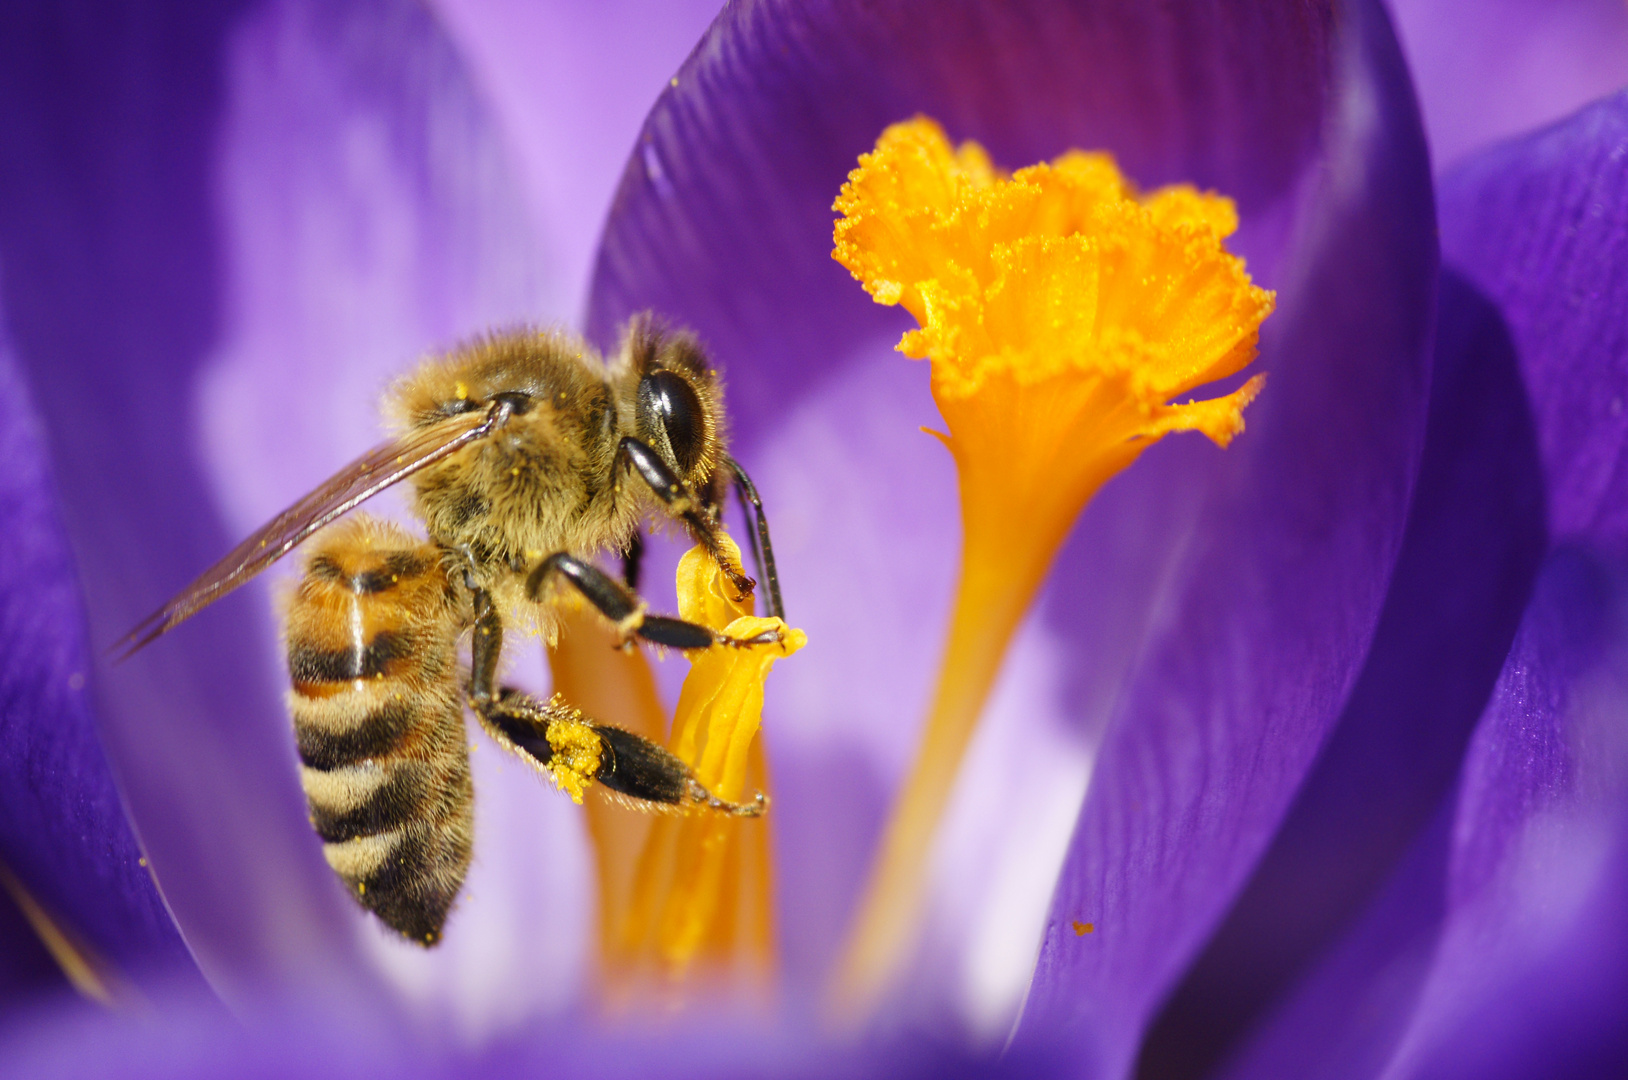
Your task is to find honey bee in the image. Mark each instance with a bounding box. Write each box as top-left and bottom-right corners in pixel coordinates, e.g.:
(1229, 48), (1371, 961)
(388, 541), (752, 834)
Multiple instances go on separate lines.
(120, 318), (785, 945)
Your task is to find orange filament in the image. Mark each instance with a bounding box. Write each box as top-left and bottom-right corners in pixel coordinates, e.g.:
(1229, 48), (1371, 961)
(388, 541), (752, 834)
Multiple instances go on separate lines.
(830, 117), (1273, 1016)
(547, 597), (667, 979)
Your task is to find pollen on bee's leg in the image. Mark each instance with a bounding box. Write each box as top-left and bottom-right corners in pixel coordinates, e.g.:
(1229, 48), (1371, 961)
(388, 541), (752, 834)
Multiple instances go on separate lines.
(542, 703), (603, 804)
(829, 117), (1274, 1017)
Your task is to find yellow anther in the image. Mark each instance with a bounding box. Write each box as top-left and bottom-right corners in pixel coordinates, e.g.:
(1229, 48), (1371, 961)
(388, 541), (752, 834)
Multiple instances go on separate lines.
(831, 117), (1272, 1015)
(616, 535), (804, 991)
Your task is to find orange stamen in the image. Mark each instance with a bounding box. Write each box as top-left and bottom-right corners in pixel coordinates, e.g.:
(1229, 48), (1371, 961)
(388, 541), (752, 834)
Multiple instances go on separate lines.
(829, 117), (1272, 1016)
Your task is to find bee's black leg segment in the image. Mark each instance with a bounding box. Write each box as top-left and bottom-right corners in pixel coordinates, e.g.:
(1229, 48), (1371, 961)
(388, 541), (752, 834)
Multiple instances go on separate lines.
(526, 551), (778, 651)
(616, 437), (756, 603)
(527, 553), (640, 622)
(467, 586), (503, 709)
(472, 690), (765, 817)
(622, 530), (644, 592)
(591, 723), (766, 816)
(473, 689), (551, 762)
(725, 456), (784, 621)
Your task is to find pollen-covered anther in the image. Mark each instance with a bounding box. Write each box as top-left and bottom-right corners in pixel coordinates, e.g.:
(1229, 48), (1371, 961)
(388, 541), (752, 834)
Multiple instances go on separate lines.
(830, 116), (1273, 1013)
(600, 534), (804, 994)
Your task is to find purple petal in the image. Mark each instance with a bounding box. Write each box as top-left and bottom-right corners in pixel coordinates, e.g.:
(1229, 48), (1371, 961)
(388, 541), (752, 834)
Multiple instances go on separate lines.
(1388, 0), (1628, 169)
(588, 0), (1334, 436)
(1206, 85), (1628, 1080)
(0, 886), (70, 1010)
(0, 981), (1067, 1080)
(1367, 80), (1628, 1080)
(1020, 2), (1435, 1072)
(428, 0), (728, 324)
(1183, 266), (1545, 1080)
(0, 327), (195, 999)
(1439, 88), (1628, 541)
(0, 0), (607, 1009)
(1383, 545), (1628, 1078)
(0, 0), (380, 999)
(1211, 805), (1458, 1080)
(588, 0), (1434, 1047)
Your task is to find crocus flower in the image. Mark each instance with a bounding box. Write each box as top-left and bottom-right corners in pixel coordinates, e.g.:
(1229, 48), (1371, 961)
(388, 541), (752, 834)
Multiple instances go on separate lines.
(1, 0), (1627, 1077)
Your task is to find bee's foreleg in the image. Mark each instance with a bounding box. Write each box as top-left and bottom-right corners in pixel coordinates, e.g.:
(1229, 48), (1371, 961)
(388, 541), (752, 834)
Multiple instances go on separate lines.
(615, 437), (756, 602)
(725, 456), (785, 621)
(473, 687), (765, 817)
(525, 553), (781, 651)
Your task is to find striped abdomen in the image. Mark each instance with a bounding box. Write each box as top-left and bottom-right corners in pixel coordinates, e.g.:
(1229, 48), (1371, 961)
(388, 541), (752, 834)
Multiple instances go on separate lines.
(284, 516), (472, 945)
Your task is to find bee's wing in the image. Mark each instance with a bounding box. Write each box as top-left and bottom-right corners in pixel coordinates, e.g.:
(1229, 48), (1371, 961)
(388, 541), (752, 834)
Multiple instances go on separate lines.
(116, 407), (496, 658)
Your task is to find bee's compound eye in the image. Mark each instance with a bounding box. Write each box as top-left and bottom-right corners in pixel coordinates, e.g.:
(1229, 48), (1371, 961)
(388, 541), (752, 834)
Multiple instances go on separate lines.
(638, 370), (705, 473)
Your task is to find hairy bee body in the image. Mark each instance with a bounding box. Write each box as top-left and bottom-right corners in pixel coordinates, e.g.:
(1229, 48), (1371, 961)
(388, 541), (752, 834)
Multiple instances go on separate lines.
(129, 319), (778, 946)
(285, 518), (472, 944)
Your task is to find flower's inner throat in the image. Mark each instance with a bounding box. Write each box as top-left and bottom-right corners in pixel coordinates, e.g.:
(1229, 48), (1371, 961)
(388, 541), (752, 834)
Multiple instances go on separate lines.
(549, 535), (804, 1003)
(829, 117), (1273, 1014)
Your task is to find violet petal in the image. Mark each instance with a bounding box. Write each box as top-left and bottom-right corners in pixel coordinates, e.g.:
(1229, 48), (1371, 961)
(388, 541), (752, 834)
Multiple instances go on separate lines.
(588, 0), (1434, 1045)
(1180, 268), (1545, 1080)
(1440, 88), (1628, 541)
(428, 0), (729, 324)
(0, 0), (580, 1007)
(1019, 2), (1434, 1074)
(586, 0), (1339, 984)
(588, 0), (1333, 442)
(0, 982), (1066, 1080)
(0, 327), (196, 999)
(0, 0), (374, 999)
(1384, 545), (1628, 1078)
(1379, 81), (1628, 1080)
(0, 886), (70, 1012)
(1388, 0), (1628, 169)
(1209, 84), (1628, 1080)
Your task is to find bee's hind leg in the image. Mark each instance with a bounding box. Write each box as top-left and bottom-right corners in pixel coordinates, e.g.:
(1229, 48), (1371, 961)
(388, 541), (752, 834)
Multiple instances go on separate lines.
(525, 553), (781, 652)
(463, 588), (762, 817)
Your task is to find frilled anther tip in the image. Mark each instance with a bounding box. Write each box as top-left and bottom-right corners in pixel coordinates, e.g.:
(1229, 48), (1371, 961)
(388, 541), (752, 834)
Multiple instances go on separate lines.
(830, 117), (1273, 1016)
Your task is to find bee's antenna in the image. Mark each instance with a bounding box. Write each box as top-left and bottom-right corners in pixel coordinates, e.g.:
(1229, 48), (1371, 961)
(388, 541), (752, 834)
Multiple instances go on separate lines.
(726, 456), (784, 621)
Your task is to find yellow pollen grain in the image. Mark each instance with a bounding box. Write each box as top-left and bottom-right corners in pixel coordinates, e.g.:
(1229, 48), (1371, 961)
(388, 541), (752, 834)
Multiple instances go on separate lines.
(543, 700), (603, 804)
(830, 117), (1273, 1016)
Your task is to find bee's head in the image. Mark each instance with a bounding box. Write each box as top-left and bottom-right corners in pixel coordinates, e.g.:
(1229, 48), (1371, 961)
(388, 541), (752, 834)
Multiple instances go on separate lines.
(626, 316), (726, 496)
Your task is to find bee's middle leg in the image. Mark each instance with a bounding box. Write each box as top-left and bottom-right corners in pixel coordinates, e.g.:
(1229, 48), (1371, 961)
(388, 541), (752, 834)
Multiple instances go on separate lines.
(525, 553), (781, 651)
